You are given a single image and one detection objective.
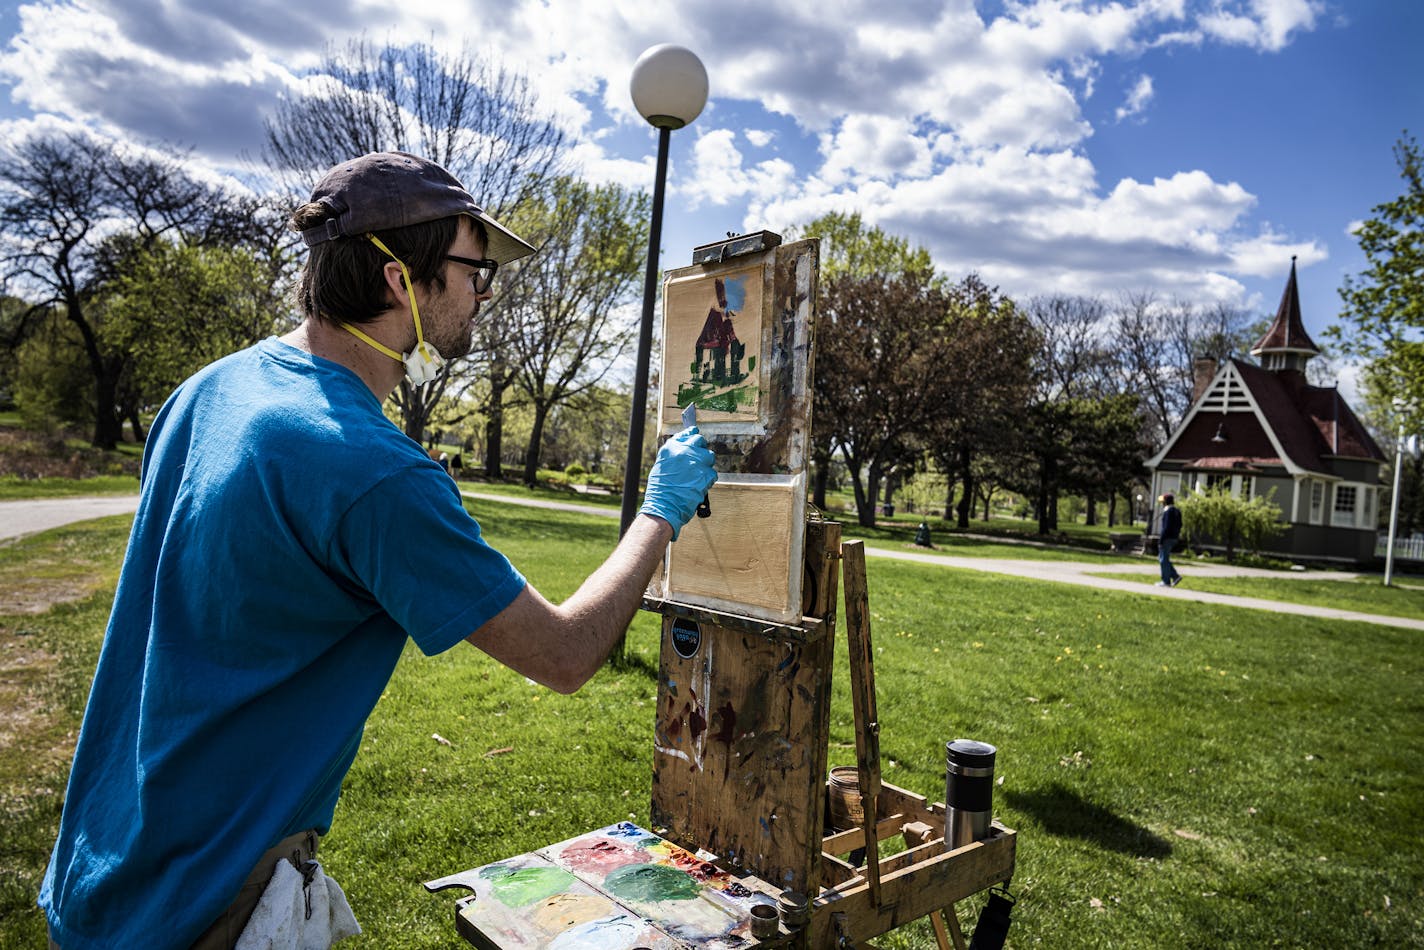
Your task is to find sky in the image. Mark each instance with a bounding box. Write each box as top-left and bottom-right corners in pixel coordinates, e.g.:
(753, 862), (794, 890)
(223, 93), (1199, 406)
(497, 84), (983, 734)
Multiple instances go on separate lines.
(0, 0), (1419, 400)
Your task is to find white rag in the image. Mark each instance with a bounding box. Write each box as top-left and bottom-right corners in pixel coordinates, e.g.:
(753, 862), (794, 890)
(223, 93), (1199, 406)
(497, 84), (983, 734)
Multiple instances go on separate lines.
(234, 857), (361, 950)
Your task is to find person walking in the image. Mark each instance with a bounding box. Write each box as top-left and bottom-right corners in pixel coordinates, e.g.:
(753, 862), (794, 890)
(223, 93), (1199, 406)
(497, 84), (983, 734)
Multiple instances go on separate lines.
(1157, 492), (1183, 587)
(38, 152), (718, 950)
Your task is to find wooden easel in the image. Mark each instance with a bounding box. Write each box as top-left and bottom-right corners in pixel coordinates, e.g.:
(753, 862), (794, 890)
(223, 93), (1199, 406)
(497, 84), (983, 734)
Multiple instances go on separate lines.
(643, 531), (1016, 948)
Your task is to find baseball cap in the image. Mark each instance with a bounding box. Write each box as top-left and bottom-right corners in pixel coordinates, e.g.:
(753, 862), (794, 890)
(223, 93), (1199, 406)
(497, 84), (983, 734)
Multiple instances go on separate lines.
(297, 151), (536, 265)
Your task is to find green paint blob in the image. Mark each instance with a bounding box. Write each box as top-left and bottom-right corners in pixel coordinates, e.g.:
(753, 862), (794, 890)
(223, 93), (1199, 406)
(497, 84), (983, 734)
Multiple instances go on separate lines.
(489, 867), (576, 907)
(603, 863), (702, 902)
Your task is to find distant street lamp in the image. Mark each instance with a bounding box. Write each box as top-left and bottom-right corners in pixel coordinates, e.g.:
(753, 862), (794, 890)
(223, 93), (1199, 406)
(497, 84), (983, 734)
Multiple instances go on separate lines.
(620, 44), (709, 536)
(1385, 397), (1410, 586)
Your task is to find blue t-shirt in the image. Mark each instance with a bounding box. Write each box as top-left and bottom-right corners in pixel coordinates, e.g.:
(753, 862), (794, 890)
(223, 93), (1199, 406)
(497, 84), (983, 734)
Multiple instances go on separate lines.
(39, 339), (526, 949)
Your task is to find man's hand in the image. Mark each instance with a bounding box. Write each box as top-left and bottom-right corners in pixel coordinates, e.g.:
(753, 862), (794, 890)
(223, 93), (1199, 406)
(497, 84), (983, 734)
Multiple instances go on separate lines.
(639, 426), (718, 540)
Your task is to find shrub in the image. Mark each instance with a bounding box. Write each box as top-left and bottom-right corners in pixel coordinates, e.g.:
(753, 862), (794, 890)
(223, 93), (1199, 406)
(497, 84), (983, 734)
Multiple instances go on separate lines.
(1180, 486), (1287, 562)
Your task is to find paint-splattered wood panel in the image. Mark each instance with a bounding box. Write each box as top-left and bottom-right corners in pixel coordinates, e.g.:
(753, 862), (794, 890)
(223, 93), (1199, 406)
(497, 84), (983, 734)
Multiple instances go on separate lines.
(657, 238), (818, 476)
(663, 476), (805, 622)
(427, 823), (779, 949)
(651, 521), (842, 897)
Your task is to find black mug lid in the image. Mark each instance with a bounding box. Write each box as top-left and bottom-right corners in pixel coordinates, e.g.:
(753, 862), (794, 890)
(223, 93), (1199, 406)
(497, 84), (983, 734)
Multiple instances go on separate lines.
(946, 739), (997, 768)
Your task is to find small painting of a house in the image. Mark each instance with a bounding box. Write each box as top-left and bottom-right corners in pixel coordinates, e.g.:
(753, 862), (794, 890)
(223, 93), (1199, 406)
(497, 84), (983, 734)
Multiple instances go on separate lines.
(663, 266), (762, 424)
(1145, 260), (1386, 564)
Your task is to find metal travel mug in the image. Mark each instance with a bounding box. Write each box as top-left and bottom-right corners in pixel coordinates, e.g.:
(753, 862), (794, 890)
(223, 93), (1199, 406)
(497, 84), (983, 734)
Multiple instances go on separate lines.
(945, 739), (997, 850)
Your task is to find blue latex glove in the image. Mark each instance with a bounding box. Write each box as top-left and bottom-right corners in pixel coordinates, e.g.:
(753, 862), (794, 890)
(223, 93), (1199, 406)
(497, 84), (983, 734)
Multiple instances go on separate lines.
(640, 426), (718, 540)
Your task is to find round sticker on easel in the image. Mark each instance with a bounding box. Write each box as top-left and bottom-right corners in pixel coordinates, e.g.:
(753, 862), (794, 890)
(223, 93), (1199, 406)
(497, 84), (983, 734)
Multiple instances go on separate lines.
(671, 617), (701, 658)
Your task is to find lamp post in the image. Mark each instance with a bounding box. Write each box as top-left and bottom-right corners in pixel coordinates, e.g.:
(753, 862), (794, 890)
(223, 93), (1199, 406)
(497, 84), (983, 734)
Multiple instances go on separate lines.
(1385, 397), (1407, 586)
(620, 44), (709, 537)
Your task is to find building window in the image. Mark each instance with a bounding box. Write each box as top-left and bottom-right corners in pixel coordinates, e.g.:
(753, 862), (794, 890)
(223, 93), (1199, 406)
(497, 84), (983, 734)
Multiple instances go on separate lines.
(1202, 473), (1229, 492)
(1238, 475), (1254, 500)
(1310, 481), (1324, 524)
(1332, 485), (1357, 527)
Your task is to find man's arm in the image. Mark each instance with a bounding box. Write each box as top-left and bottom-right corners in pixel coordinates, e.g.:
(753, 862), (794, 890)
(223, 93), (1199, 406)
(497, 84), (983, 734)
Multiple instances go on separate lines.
(464, 424), (717, 693)
(466, 513), (671, 693)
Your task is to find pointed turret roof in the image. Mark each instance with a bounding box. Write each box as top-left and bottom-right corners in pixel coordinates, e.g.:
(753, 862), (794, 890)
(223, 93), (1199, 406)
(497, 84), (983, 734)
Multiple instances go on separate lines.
(1250, 257), (1320, 357)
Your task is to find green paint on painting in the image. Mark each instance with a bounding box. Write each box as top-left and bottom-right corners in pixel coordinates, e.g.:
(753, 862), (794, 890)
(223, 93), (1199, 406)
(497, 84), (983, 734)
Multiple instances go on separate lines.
(676, 382), (757, 414)
(603, 863), (702, 902)
(489, 867), (576, 907)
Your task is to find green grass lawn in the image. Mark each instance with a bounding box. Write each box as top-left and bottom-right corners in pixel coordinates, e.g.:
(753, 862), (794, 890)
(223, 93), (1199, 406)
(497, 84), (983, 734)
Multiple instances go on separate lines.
(0, 475), (141, 500)
(1, 500), (1420, 948)
(1089, 571), (1424, 622)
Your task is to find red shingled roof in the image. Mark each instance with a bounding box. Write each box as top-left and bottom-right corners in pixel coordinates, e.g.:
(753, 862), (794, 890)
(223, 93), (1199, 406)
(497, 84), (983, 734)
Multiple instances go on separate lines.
(1231, 359), (1385, 467)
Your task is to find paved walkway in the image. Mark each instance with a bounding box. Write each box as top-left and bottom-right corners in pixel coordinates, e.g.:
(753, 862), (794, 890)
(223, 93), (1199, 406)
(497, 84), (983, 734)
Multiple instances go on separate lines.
(6, 492), (1417, 632)
(0, 495), (141, 542)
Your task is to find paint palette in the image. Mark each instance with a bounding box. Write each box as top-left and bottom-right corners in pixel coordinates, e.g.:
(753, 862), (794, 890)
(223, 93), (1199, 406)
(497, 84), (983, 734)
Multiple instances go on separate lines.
(426, 822), (777, 949)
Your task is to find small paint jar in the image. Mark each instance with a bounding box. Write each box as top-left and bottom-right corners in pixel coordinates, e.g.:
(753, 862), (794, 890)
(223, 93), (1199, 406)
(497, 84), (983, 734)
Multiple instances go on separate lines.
(750, 902), (780, 939)
(945, 739), (997, 850)
(778, 890), (809, 929)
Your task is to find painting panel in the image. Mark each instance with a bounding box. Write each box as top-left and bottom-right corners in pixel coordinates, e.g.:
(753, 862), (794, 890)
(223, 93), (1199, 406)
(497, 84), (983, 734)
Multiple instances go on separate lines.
(661, 263), (766, 427)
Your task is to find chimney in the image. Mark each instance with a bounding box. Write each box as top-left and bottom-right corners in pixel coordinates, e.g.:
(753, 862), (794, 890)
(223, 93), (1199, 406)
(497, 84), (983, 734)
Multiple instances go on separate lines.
(1192, 357), (1218, 403)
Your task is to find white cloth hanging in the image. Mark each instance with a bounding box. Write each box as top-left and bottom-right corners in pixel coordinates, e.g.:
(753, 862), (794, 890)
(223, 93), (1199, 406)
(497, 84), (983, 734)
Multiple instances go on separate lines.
(234, 858), (361, 950)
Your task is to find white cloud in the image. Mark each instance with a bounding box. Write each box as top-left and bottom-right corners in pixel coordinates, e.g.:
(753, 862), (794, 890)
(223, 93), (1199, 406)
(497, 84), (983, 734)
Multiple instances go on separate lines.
(1115, 74), (1155, 122)
(683, 128), (797, 210)
(818, 115), (933, 186)
(744, 129), (774, 148)
(1198, 0), (1323, 52)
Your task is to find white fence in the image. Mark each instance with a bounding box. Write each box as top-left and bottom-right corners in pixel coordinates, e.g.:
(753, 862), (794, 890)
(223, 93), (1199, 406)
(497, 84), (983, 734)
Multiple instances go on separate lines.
(1377, 533), (1424, 561)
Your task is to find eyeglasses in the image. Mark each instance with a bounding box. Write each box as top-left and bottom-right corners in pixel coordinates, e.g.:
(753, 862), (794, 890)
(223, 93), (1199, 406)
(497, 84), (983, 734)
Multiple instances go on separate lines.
(445, 254), (498, 294)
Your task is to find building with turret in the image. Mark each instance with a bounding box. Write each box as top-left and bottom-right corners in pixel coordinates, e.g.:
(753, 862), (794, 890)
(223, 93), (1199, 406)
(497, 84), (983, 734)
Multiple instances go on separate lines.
(1145, 260), (1386, 563)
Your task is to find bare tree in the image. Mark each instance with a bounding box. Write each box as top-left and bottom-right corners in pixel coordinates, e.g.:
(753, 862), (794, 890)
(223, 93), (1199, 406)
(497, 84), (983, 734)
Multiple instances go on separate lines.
(507, 178), (649, 485)
(262, 38), (569, 445)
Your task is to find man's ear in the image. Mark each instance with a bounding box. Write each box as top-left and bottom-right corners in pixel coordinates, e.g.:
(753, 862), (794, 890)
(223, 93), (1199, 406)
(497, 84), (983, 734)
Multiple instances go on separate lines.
(382, 260), (410, 306)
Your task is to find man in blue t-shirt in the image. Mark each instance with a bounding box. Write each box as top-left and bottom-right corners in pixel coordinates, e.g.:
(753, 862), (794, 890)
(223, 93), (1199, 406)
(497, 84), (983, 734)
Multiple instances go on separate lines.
(38, 152), (718, 950)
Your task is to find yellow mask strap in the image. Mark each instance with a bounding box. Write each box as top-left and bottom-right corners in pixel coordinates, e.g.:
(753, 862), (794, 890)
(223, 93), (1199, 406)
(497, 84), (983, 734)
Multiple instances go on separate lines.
(340, 322), (402, 363)
(339, 234), (429, 362)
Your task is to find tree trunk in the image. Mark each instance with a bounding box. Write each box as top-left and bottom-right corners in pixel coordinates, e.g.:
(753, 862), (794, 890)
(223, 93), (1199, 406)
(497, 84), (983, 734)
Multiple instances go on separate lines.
(484, 376), (508, 479)
(812, 441), (831, 510)
(402, 381), (429, 445)
(854, 459), (882, 529)
(1037, 456), (1057, 534)
(92, 366), (124, 450)
(126, 405), (146, 443)
(522, 400), (549, 486)
(1108, 494), (1118, 527)
(1085, 492), (1098, 526)
(955, 443), (973, 529)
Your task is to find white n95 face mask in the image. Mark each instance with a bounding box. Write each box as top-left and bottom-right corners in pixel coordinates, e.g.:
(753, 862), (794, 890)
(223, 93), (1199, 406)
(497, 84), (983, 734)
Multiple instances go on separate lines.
(403, 340), (445, 386)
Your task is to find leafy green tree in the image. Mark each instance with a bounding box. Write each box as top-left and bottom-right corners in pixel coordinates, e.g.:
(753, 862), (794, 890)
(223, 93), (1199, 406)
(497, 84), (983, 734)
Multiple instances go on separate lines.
(928, 277), (1036, 529)
(817, 270), (961, 527)
(1328, 133), (1424, 422)
(794, 212), (937, 508)
(13, 310), (91, 433)
(97, 239), (285, 436)
(1179, 486), (1286, 562)
(505, 178), (649, 486)
(0, 132), (268, 447)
